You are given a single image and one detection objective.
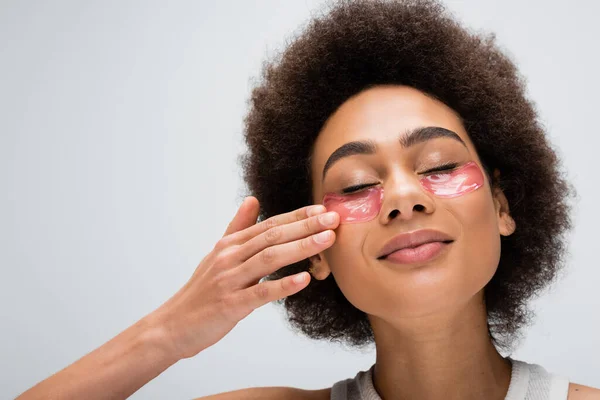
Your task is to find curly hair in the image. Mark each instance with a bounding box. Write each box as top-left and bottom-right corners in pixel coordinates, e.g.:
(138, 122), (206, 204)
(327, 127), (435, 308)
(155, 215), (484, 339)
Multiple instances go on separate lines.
(239, 0), (574, 351)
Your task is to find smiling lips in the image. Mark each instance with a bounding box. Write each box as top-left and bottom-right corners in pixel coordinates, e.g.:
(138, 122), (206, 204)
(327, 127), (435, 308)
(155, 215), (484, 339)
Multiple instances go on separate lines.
(378, 229), (454, 264)
(382, 241), (452, 264)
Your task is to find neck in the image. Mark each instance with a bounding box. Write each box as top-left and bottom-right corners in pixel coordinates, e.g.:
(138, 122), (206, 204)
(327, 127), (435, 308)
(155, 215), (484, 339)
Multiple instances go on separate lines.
(369, 292), (511, 400)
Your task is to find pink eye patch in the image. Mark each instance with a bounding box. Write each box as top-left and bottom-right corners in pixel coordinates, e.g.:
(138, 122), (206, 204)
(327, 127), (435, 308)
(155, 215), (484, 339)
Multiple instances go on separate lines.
(322, 161), (484, 224)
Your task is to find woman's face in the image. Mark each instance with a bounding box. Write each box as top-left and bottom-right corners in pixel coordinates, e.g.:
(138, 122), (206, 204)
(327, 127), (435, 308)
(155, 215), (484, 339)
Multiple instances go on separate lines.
(309, 85), (515, 320)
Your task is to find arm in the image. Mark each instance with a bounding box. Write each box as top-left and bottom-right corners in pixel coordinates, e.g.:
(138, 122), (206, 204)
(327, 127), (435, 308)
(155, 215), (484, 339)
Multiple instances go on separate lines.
(16, 198), (336, 400)
(568, 383), (600, 399)
(15, 315), (178, 400)
(193, 387), (331, 400)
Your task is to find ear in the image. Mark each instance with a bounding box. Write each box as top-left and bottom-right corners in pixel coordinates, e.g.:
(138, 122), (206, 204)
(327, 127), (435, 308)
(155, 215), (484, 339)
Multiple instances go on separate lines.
(492, 168), (516, 237)
(308, 252), (332, 280)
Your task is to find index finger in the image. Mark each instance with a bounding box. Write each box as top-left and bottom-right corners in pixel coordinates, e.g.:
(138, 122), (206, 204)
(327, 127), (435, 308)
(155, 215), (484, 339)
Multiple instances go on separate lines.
(228, 204), (327, 244)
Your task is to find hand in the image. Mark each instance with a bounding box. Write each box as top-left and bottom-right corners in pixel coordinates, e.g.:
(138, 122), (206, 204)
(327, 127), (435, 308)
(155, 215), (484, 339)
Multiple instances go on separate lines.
(149, 196), (339, 360)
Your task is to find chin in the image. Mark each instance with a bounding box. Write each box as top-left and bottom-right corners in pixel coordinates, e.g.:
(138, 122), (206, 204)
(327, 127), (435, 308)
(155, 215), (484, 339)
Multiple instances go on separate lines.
(335, 255), (497, 320)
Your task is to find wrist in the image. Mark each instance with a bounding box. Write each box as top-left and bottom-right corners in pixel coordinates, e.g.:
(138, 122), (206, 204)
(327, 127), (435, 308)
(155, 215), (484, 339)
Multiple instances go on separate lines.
(138, 311), (182, 366)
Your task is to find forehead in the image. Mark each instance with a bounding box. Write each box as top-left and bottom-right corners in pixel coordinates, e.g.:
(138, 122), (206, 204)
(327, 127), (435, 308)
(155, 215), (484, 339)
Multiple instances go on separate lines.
(310, 85), (475, 179)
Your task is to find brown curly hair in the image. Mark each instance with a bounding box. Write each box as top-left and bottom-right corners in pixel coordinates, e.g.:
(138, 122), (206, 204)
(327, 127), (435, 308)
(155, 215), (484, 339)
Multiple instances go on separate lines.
(239, 0), (574, 351)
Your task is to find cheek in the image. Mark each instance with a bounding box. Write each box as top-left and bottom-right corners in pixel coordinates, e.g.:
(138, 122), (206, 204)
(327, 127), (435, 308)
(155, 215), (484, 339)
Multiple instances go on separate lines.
(321, 226), (377, 310)
(450, 185), (502, 289)
(322, 223), (368, 272)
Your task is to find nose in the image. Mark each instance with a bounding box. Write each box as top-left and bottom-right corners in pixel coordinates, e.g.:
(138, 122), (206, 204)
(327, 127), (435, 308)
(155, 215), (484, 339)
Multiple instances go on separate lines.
(378, 167), (436, 224)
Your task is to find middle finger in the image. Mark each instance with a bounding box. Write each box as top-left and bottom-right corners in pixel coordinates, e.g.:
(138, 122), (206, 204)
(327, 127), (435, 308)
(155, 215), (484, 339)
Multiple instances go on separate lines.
(235, 211), (340, 262)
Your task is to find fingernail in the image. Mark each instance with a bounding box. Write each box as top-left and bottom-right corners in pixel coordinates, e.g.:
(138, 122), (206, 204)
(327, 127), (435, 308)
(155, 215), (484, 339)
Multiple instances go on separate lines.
(242, 196), (252, 208)
(313, 230), (331, 243)
(307, 205), (326, 217)
(319, 212), (336, 226)
(293, 273), (307, 284)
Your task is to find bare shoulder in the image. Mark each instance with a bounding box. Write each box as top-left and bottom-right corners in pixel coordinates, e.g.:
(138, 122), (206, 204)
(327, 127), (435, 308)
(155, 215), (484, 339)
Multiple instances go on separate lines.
(569, 383), (600, 399)
(193, 386), (331, 400)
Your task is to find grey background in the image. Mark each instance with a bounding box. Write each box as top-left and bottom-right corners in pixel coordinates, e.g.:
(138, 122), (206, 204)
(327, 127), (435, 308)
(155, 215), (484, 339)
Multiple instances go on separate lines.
(1, 0), (598, 398)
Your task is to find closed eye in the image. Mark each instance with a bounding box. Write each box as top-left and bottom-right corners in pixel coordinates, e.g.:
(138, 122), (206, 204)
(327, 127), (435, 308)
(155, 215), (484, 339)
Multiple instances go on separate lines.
(340, 162), (460, 194)
(341, 183), (377, 194)
(422, 162), (459, 175)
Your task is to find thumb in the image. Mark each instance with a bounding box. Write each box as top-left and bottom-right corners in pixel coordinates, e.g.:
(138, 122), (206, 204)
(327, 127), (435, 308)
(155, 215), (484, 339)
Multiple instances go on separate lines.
(222, 196), (260, 237)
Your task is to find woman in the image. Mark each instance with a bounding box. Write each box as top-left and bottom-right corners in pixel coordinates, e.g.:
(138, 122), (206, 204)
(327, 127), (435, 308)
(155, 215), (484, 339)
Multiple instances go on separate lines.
(17, 0), (600, 399)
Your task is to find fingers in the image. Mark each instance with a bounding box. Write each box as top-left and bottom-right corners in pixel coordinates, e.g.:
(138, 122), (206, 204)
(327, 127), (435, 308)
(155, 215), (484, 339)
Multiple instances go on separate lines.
(222, 197), (260, 237)
(232, 227), (337, 287)
(232, 271), (312, 316)
(226, 203), (327, 245)
(235, 211), (340, 262)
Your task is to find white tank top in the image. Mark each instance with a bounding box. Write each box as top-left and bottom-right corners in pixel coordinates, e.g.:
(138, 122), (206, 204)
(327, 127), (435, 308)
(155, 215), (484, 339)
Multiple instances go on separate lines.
(330, 358), (570, 400)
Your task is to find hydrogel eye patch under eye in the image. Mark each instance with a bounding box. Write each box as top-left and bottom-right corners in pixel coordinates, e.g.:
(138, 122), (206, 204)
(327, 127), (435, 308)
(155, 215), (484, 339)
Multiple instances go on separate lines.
(420, 161), (484, 198)
(322, 161), (484, 224)
(322, 186), (384, 224)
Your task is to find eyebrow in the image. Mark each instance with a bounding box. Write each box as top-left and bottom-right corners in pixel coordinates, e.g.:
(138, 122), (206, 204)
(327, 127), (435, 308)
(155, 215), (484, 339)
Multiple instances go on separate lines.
(321, 126), (467, 182)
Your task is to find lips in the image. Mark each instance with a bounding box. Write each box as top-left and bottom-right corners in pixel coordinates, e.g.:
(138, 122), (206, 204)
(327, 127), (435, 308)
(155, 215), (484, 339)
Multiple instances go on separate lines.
(377, 229), (454, 259)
